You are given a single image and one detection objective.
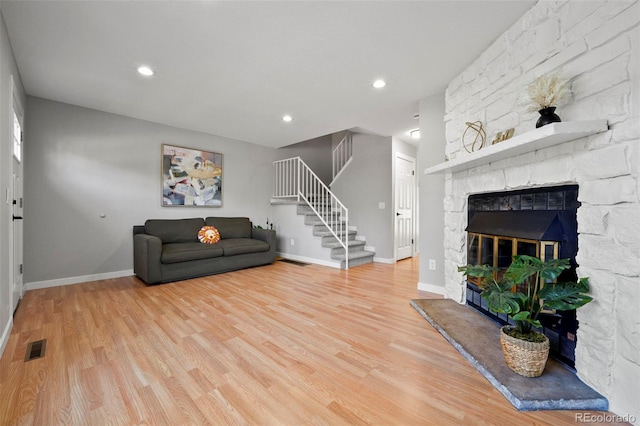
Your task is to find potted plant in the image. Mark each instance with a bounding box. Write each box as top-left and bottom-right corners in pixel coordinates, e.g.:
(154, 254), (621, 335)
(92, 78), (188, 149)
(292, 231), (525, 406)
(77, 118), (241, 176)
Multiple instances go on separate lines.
(527, 73), (571, 128)
(458, 255), (592, 377)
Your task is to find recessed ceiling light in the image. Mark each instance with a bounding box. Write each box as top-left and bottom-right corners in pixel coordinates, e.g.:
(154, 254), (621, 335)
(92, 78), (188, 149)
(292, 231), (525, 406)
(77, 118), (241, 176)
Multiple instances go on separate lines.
(137, 66), (154, 76)
(282, 115), (293, 122)
(372, 79), (386, 89)
(410, 129), (421, 139)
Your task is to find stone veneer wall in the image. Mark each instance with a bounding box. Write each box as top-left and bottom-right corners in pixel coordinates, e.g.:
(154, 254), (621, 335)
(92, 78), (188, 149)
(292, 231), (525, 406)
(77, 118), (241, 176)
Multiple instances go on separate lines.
(441, 0), (639, 419)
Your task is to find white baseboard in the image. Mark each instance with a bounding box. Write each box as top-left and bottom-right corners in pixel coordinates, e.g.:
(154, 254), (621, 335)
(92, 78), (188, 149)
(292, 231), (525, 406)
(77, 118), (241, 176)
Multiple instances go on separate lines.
(0, 317), (13, 361)
(277, 253), (341, 269)
(25, 269), (134, 291)
(417, 281), (446, 295)
(373, 257), (395, 264)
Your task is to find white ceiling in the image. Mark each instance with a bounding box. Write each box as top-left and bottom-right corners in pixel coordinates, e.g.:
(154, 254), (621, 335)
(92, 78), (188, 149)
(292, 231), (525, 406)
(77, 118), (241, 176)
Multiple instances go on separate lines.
(1, 1), (534, 149)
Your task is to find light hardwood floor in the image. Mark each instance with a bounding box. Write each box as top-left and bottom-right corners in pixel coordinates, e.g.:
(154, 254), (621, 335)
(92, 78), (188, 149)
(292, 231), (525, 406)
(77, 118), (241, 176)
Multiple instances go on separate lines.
(0, 258), (623, 425)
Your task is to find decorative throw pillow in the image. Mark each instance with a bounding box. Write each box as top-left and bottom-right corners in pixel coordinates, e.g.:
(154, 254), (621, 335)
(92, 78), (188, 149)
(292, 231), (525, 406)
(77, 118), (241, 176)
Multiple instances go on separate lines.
(198, 226), (221, 244)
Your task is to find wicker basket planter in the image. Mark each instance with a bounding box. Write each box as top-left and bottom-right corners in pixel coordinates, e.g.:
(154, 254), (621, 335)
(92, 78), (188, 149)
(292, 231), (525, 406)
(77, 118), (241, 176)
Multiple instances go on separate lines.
(500, 326), (550, 377)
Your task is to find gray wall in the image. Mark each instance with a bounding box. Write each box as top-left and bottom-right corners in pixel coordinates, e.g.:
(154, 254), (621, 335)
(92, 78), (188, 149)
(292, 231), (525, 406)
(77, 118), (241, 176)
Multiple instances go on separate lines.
(418, 92), (445, 292)
(392, 138), (417, 158)
(24, 97), (277, 285)
(0, 8), (26, 355)
(270, 203), (335, 265)
(331, 133), (394, 260)
(277, 134), (333, 184)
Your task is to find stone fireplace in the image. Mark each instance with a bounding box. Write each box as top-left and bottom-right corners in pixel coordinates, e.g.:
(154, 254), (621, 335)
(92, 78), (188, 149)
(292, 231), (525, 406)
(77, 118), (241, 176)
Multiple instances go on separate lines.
(425, 1), (639, 418)
(431, 124), (640, 418)
(434, 120), (639, 412)
(464, 185), (580, 368)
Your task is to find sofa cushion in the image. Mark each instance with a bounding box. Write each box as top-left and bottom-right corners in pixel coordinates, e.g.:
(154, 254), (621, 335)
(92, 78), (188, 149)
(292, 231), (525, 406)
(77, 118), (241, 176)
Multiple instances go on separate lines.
(205, 217), (252, 239)
(216, 238), (270, 256)
(145, 218), (204, 244)
(161, 242), (224, 264)
(198, 226), (221, 244)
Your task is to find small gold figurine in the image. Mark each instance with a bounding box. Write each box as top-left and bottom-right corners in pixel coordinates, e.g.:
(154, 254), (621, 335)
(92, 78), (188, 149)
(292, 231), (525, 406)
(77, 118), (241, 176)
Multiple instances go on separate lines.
(492, 128), (515, 145)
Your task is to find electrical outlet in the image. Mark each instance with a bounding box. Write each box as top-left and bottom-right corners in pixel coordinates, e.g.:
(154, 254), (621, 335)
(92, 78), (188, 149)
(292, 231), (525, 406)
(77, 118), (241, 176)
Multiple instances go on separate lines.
(429, 259), (436, 270)
(290, 238), (295, 246)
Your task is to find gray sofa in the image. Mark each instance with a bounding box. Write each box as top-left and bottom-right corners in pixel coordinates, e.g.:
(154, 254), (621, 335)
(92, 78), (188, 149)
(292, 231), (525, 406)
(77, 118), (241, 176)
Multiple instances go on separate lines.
(133, 217), (276, 284)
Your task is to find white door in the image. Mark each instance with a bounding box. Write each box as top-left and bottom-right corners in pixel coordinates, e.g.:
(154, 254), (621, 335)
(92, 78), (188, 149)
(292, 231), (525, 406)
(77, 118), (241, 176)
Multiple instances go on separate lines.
(10, 78), (24, 312)
(12, 172), (23, 310)
(395, 153), (416, 260)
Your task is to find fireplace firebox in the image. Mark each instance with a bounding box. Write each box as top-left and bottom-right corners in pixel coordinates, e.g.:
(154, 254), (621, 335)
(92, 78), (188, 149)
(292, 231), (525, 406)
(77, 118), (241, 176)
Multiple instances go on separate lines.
(465, 185), (580, 368)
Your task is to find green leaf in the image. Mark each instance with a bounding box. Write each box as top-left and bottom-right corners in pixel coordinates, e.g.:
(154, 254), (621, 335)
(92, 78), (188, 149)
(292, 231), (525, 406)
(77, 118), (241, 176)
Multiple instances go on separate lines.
(514, 318), (541, 334)
(459, 257), (593, 328)
(576, 277), (590, 292)
(504, 255), (570, 284)
(529, 319), (542, 329)
(538, 277), (593, 311)
(458, 264), (497, 279)
(481, 286), (525, 315)
(538, 258), (571, 281)
(512, 311), (531, 321)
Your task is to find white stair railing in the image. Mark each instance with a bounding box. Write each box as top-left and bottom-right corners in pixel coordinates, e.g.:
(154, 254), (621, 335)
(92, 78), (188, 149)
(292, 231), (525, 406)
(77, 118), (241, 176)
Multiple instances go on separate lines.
(332, 132), (353, 183)
(273, 157), (349, 269)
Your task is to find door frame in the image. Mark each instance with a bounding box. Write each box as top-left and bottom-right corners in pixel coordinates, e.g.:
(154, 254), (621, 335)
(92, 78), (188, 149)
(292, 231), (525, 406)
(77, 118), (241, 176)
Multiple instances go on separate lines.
(393, 151), (417, 261)
(9, 75), (24, 312)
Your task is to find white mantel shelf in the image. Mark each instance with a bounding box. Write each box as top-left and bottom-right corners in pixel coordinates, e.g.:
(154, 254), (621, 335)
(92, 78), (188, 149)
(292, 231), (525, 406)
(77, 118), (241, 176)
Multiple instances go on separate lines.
(424, 120), (609, 175)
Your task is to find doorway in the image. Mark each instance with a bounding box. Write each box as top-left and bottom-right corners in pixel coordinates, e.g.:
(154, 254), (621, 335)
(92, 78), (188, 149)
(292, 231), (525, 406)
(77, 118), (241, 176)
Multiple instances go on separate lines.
(10, 76), (24, 313)
(394, 153), (416, 261)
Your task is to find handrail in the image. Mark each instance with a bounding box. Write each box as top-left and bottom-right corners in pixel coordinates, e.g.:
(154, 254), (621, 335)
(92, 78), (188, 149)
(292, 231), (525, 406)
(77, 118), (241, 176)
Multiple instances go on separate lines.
(332, 132), (353, 181)
(273, 157), (299, 199)
(273, 156), (349, 269)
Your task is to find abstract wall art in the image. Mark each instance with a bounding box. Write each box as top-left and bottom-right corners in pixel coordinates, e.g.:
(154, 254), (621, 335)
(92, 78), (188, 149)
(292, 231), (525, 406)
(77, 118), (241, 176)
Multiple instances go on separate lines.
(162, 144), (223, 207)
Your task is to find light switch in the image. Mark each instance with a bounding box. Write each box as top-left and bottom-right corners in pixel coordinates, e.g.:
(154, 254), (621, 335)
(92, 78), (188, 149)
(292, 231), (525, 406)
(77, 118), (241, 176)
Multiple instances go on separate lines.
(378, 202), (385, 209)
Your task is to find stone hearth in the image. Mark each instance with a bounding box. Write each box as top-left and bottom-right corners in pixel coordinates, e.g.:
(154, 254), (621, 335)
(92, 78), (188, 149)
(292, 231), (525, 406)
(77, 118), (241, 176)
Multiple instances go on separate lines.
(410, 299), (608, 411)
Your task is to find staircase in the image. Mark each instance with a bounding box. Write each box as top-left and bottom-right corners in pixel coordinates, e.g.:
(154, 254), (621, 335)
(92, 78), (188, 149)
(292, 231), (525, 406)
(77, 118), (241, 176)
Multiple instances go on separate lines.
(296, 202), (374, 269)
(332, 132), (353, 184)
(273, 155), (374, 269)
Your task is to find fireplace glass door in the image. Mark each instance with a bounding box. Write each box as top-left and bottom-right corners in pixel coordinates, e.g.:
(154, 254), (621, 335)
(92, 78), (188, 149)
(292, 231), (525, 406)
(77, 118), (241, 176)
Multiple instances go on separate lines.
(467, 233), (557, 284)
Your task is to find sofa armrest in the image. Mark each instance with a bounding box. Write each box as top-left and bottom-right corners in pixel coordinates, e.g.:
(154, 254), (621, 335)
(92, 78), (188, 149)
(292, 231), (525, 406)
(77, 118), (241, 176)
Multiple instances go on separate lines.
(133, 233), (163, 284)
(252, 228), (276, 255)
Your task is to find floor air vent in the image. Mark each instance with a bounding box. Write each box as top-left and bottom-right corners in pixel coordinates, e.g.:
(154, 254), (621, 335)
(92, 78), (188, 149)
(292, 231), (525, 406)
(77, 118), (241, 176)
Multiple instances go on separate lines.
(24, 339), (47, 362)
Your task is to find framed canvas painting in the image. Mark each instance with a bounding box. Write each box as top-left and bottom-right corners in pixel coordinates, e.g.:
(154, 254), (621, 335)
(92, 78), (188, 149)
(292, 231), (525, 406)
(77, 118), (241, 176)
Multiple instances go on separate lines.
(162, 144), (223, 207)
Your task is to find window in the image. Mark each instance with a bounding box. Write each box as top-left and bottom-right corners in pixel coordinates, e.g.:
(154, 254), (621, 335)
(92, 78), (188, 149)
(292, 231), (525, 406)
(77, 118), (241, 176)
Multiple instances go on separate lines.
(13, 109), (22, 162)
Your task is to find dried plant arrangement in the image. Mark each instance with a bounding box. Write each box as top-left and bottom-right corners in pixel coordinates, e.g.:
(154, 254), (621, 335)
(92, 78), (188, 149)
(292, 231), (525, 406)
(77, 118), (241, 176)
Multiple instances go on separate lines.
(527, 74), (571, 113)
